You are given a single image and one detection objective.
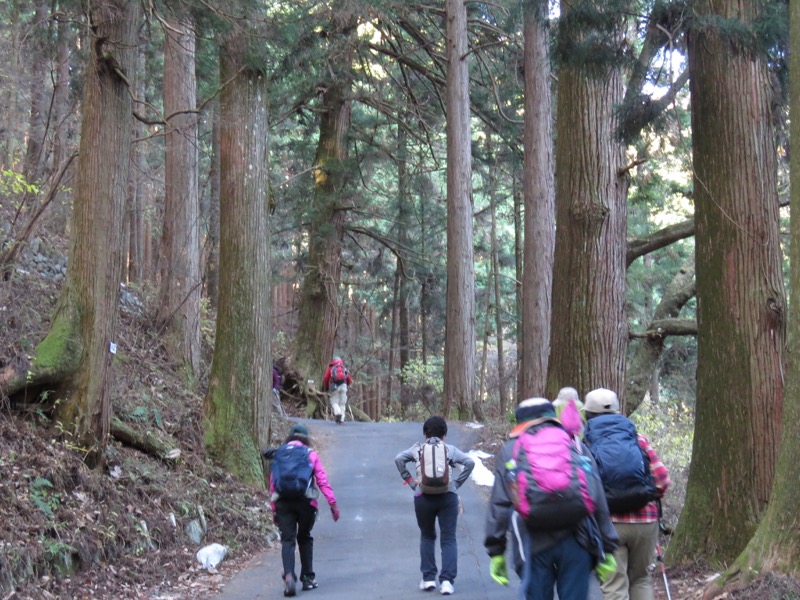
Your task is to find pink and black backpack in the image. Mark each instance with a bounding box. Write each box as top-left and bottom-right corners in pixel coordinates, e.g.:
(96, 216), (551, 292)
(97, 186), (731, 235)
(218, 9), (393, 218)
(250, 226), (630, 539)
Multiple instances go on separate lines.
(508, 418), (595, 531)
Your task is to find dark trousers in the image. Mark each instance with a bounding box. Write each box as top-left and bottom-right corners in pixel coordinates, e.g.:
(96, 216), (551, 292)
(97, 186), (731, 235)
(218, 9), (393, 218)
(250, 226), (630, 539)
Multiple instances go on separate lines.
(275, 498), (317, 581)
(521, 533), (592, 600)
(414, 492), (459, 584)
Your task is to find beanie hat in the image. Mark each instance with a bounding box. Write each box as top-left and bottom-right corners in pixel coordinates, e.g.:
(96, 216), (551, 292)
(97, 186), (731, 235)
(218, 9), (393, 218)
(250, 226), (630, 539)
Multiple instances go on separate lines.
(289, 423), (309, 438)
(515, 397), (556, 423)
(583, 388), (620, 414)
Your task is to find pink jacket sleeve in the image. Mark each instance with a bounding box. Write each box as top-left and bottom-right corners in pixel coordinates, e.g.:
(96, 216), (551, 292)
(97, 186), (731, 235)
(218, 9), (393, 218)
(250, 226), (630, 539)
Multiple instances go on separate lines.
(310, 449), (337, 507)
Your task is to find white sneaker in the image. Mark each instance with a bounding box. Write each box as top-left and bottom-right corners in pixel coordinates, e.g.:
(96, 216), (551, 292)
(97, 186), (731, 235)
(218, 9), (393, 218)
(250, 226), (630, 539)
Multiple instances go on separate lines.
(419, 580), (436, 592)
(440, 581), (454, 595)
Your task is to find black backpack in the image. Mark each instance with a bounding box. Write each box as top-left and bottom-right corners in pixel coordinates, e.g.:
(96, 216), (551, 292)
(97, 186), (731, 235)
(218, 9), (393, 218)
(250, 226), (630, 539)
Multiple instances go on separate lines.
(584, 414), (659, 514)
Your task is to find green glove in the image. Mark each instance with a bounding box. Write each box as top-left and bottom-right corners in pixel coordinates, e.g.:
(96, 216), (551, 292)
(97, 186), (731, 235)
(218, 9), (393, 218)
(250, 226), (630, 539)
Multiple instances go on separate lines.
(490, 555), (509, 586)
(595, 553), (617, 583)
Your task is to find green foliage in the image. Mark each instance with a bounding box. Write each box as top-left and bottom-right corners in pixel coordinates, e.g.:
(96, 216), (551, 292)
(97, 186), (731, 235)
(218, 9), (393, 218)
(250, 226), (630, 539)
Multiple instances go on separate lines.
(553, 0), (630, 75)
(630, 396), (693, 516)
(399, 358), (444, 397)
(29, 477), (60, 518)
(0, 170), (39, 209)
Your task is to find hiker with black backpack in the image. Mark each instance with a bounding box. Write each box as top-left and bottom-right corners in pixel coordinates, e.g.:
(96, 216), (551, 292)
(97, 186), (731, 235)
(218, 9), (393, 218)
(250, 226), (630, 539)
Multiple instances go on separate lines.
(394, 416), (475, 596)
(263, 424), (340, 597)
(483, 397), (618, 600)
(323, 356), (352, 424)
(583, 388), (671, 600)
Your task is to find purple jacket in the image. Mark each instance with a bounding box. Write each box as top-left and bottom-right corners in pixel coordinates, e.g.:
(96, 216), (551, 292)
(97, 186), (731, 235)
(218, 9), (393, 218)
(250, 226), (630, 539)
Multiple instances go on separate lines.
(272, 367), (281, 390)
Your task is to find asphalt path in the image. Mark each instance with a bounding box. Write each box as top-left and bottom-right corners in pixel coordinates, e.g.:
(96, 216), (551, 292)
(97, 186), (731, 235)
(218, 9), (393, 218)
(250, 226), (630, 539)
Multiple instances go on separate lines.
(212, 418), (602, 600)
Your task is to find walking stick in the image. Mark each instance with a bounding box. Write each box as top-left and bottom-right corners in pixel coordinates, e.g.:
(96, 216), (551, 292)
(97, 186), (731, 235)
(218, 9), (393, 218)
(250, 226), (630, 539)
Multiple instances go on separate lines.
(656, 543), (672, 600)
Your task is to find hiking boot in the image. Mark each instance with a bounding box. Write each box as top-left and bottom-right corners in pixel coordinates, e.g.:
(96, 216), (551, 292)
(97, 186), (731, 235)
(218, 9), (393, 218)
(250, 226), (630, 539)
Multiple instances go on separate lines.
(301, 576), (318, 591)
(283, 574), (297, 597)
(419, 580), (436, 592)
(440, 581), (454, 595)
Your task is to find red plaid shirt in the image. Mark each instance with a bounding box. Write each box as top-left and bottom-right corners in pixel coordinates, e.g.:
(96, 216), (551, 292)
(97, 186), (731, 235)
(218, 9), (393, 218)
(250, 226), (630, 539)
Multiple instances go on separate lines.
(610, 434), (670, 524)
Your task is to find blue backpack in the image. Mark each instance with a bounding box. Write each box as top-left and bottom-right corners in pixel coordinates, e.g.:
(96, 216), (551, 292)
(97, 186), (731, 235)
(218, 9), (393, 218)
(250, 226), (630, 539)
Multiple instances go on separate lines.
(584, 414), (658, 514)
(271, 443), (314, 500)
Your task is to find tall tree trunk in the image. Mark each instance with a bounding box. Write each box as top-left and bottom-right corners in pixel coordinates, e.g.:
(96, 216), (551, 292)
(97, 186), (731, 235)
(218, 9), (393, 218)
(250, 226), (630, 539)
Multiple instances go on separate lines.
(488, 135), (508, 415)
(397, 118), (413, 408)
(203, 30), (271, 489)
(520, 0), (555, 400)
(126, 28), (146, 283)
(22, 0), (50, 185)
(51, 9), (74, 172)
(546, 1), (628, 400)
(514, 177), (523, 399)
(712, 0), (800, 585)
(204, 99), (221, 308)
(292, 16), (356, 398)
(442, 0), (476, 420)
(669, 0), (786, 564)
(157, 16), (201, 377)
(35, 0), (141, 468)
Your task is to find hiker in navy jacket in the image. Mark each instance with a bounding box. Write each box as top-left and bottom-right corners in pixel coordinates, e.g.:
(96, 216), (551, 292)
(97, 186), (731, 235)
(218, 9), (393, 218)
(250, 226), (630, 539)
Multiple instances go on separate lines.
(484, 398), (618, 600)
(395, 416), (475, 596)
(263, 424), (339, 597)
(584, 388), (670, 600)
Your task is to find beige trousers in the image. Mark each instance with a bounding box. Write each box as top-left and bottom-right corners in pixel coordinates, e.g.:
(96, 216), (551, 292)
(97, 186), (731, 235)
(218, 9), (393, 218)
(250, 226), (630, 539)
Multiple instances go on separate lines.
(601, 521), (658, 600)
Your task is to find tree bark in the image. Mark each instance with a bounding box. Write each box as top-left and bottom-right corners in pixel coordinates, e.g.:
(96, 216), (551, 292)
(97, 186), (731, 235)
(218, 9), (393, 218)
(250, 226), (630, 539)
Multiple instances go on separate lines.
(519, 0), (555, 400)
(203, 30), (271, 489)
(126, 28), (147, 283)
(669, 0), (786, 565)
(292, 14), (356, 401)
(547, 1), (628, 400)
(157, 15), (201, 377)
(39, 0), (141, 468)
(712, 0), (800, 585)
(442, 0), (476, 419)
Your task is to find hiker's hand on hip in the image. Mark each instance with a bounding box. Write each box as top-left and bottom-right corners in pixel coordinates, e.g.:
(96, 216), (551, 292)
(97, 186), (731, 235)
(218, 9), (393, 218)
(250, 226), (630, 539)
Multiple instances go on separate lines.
(330, 504), (340, 522)
(490, 555), (509, 586)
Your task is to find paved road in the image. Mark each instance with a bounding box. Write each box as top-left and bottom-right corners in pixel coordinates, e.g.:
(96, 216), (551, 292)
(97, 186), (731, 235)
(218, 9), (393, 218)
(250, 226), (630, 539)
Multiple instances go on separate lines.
(212, 418), (602, 600)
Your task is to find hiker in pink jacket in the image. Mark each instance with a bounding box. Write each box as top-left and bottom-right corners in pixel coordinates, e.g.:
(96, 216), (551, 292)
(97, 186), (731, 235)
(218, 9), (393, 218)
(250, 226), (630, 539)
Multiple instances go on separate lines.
(263, 424), (339, 596)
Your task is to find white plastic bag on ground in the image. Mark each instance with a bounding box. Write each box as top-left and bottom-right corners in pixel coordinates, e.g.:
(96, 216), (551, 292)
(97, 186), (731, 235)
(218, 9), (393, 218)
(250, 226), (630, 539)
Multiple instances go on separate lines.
(196, 543), (228, 571)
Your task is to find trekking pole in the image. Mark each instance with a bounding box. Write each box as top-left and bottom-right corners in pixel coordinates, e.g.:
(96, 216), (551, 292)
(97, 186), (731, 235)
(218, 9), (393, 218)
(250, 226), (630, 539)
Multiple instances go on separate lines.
(656, 544), (672, 600)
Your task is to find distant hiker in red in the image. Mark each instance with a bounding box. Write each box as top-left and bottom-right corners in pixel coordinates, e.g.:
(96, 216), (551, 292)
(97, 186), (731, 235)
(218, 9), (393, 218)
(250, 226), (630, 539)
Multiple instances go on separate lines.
(322, 356), (352, 424)
(263, 424), (339, 597)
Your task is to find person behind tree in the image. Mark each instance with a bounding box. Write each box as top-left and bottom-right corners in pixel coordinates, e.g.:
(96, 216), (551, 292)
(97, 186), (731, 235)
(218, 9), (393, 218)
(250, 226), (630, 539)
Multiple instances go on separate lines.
(583, 388), (671, 600)
(273, 365), (282, 394)
(394, 416), (475, 596)
(484, 397), (618, 600)
(263, 424), (340, 597)
(322, 356), (352, 424)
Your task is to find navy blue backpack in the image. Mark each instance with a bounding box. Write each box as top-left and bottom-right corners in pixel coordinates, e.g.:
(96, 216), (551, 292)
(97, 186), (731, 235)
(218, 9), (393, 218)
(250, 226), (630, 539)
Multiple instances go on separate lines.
(584, 414), (658, 514)
(271, 443), (314, 500)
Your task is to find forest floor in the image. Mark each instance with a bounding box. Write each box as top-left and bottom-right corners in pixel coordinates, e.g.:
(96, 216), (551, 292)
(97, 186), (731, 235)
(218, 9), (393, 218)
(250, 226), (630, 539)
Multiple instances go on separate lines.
(1, 256), (800, 598)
